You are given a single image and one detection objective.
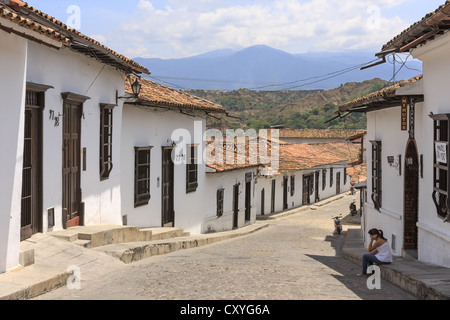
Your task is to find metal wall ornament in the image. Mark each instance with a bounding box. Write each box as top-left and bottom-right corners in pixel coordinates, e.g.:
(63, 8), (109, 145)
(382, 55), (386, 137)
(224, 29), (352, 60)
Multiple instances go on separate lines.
(409, 97), (416, 140)
(48, 109), (60, 127)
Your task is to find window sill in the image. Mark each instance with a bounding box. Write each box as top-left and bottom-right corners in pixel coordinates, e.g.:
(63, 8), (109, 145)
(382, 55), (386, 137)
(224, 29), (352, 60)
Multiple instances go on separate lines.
(134, 194), (151, 208)
(186, 182), (198, 194)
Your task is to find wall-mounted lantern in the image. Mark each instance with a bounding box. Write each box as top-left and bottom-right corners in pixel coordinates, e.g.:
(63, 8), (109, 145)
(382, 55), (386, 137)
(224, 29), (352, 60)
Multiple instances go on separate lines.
(116, 77), (142, 104)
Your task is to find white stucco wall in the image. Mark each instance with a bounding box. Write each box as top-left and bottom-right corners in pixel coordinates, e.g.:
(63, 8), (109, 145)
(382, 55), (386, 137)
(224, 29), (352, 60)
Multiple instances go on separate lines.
(411, 34), (450, 267)
(0, 30), (28, 273)
(255, 164), (350, 217)
(364, 100), (427, 257)
(204, 168), (258, 233)
(121, 105), (211, 234)
(25, 43), (125, 231)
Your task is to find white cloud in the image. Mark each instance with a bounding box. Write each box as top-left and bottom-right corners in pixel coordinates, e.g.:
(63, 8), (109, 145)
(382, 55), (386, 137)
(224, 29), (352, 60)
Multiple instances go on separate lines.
(116, 0), (414, 58)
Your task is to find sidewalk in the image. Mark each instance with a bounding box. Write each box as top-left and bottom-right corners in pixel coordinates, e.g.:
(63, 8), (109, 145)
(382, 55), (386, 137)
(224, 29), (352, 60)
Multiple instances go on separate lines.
(0, 223), (268, 300)
(342, 227), (450, 300)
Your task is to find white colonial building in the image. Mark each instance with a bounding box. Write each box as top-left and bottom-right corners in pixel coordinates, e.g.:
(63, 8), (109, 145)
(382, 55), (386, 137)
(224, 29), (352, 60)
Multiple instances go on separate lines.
(0, 1), (148, 273)
(120, 77), (226, 234)
(339, 0), (450, 268)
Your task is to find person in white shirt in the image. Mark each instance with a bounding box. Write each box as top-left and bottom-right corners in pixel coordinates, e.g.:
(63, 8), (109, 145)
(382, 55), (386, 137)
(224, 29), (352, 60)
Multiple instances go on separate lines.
(357, 228), (393, 276)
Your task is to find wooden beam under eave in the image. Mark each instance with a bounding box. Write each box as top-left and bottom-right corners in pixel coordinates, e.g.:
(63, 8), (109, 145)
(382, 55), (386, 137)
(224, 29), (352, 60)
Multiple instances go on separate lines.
(400, 28), (440, 52)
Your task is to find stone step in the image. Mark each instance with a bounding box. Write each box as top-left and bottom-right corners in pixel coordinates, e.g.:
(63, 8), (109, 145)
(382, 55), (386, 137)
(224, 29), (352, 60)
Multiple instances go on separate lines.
(73, 239), (91, 248)
(149, 227), (189, 240)
(95, 236), (205, 264)
(19, 248), (35, 267)
(51, 231), (79, 243)
(49, 226), (188, 248)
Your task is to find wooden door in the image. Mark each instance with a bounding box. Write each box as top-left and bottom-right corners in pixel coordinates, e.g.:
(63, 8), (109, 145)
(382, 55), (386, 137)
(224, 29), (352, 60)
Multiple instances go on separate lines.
(315, 171), (320, 202)
(233, 184), (239, 228)
(302, 175), (311, 205)
(404, 140), (419, 250)
(283, 176), (288, 210)
(336, 172), (341, 195)
(62, 102), (82, 229)
(21, 96), (42, 241)
(162, 148), (175, 227)
(260, 189), (265, 216)
(245, 181), (251, 221)
(271, 179), (276, 213)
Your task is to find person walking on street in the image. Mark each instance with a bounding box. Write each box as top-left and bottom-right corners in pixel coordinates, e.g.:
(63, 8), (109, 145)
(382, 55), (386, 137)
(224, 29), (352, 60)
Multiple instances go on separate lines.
(357, 228), (393, 276)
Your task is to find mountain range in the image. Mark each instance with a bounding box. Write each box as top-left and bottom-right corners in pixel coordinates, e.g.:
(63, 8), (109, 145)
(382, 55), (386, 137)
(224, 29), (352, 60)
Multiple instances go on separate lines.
(134, 45), (422, 91)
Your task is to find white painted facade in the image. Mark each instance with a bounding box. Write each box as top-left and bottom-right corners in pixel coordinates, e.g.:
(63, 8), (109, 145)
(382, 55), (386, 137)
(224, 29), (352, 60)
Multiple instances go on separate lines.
(26, 42), (125, 229)
(0, 22), (130, 273)
(363, 103), (424, 257)
(411, 32), (450, 267)
(362, 31), (450, 268)
(121, 105), (211, 234)
(0, 29), (28, 273)
(256, 163), (351, 216)
(204, 167), (258, 233)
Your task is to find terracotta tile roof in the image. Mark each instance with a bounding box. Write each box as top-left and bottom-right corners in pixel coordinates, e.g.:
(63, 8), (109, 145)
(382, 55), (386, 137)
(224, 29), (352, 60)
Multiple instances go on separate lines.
(278, 129), (365, 140)
(339, 75), (423, 112)
(345, 130), (366, 142)
(206, 138), (361, 174)
(0, 3), (69, 45)
(308, 142), (361, 165)
(206, 137), (262, 172)
(382, 1), (450, 52)
(275, 143), (346, 173)
(0, 1), (149, 74)
(346, 163), (367, 186)
(126, 76), (226, 113)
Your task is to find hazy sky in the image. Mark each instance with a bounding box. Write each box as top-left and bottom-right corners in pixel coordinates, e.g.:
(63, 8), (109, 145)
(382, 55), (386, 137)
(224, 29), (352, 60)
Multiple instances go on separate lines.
(26, 0), (446, 59)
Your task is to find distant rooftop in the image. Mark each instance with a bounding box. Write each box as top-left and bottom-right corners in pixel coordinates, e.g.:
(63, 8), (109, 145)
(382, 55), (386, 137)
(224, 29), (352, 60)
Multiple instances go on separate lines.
(278, 129), (366, 140)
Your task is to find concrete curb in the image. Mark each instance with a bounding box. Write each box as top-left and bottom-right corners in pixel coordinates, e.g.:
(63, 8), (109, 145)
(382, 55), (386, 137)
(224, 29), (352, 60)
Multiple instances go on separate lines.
(342, 228), (450, 300)
(0, 222), (269, 300)
(0, 265), (71, 300)
(95, 223), (270, 264)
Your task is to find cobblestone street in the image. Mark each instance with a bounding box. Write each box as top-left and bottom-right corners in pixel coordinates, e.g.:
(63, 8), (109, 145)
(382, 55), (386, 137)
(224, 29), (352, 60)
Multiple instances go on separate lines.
(34, 194), (415, 301)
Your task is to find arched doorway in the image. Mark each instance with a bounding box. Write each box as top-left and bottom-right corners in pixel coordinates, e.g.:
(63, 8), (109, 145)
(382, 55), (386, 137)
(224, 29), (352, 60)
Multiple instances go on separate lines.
(404, 139), (419, 255)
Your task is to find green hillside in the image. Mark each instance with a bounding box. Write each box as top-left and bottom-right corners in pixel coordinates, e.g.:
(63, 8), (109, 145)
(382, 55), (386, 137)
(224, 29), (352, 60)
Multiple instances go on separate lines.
(186, 78), (391, 130)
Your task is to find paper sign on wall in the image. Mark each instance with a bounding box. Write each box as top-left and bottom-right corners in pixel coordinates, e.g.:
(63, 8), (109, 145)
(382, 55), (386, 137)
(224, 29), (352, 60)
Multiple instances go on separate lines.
(435, 142), (447, 164)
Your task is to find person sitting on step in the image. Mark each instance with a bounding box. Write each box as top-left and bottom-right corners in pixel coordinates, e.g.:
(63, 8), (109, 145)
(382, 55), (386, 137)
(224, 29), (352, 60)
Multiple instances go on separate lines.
(357, 228), (393, 277)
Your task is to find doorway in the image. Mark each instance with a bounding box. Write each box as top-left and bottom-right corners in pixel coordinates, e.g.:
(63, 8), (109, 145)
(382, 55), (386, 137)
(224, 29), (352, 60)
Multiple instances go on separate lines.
(314, 171), (320, 202)
(62, 100), (82, 229)
(260, 188), (265, 215)
(20, 91), (43, 241)
(336, 172), (341, 195)
(283, 176), (288, 210)
(245, 182), (251, 222)
(271, 179), (276, 213)
(404, 139), (419, 254)
(233, 184), (239, 229)
(302, 174), (313, 205)
(162, 148), (175, 227)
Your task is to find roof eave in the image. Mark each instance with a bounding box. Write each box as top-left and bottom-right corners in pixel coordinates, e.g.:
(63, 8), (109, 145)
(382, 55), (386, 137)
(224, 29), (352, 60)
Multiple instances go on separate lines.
(382, 2), (450, 53)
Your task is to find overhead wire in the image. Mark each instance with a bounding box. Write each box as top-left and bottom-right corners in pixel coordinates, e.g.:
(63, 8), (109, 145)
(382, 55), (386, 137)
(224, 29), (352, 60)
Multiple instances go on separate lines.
(249, 59), (380, 90)
(145, 57), (386, 91)
(386, 53), (422, 84)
